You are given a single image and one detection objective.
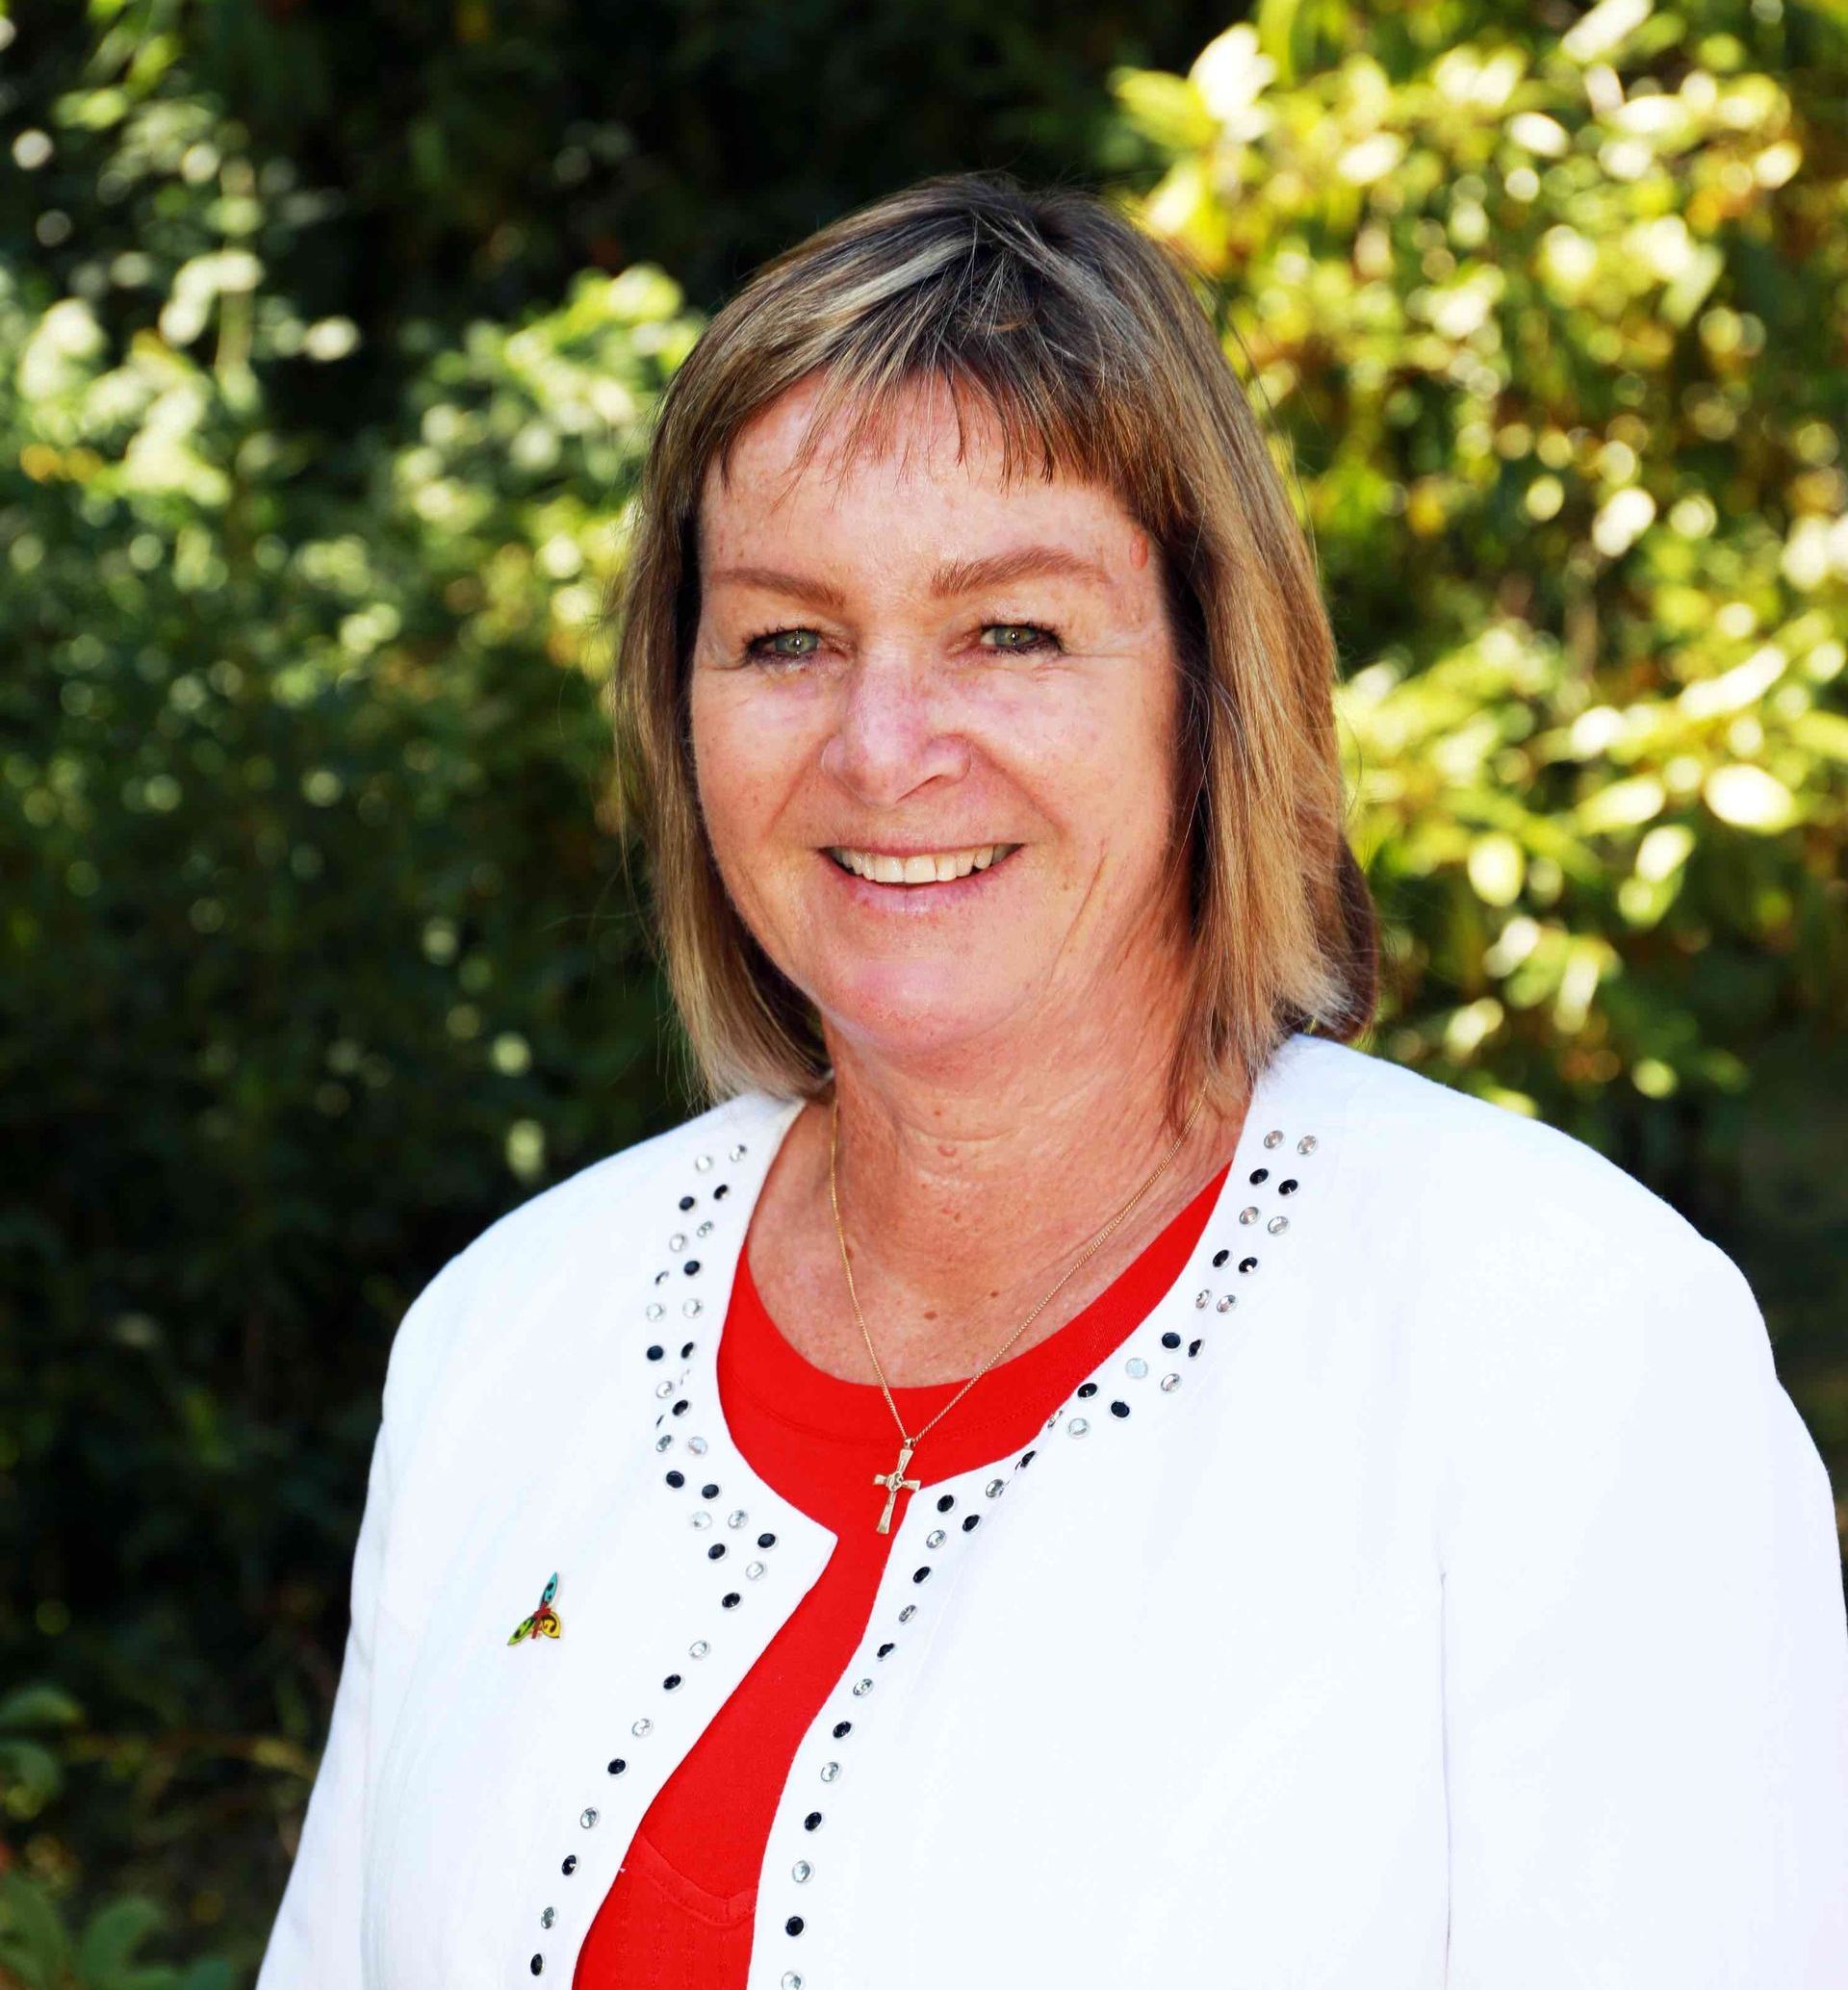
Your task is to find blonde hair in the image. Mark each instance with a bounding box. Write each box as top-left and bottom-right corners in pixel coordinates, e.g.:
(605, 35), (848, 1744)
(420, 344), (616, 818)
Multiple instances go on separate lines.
(607, 169), (1377, 1132)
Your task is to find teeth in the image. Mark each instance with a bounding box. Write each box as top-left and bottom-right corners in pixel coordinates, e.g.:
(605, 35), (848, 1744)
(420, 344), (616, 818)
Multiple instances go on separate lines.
(830, 844), (1015, 884)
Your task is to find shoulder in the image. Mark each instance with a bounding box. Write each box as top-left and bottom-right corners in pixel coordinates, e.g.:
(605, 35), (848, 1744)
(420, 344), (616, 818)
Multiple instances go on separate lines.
(1301, 1036), (1770, 1397)
(379, 1086), (797, 1424)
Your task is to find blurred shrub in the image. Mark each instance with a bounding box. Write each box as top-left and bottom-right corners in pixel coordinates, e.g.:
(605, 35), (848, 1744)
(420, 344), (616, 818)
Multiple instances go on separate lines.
(1111, 0), (1848, 1473)
(1, 46), (697, 1961)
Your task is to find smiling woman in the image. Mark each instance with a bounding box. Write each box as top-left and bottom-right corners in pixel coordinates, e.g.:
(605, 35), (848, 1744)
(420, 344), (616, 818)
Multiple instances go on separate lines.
(254, 171), (1848, 1990)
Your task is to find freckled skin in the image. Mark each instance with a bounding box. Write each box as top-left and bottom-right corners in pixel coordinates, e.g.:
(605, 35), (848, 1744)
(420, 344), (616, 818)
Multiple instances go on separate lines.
(688, 372), (1247, 1389)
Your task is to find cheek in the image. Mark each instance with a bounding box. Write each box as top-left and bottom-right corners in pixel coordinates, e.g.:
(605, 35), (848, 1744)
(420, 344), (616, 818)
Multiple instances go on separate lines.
(690, 679), (813, 859)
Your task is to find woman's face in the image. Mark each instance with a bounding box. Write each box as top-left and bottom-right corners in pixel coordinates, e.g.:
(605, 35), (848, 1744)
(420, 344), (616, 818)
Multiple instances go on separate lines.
(688, 372), (1190, 1078)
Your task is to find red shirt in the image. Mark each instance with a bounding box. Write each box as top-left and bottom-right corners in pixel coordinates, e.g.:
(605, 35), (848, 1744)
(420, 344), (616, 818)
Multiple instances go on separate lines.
(574, 1155), (1231, 1984)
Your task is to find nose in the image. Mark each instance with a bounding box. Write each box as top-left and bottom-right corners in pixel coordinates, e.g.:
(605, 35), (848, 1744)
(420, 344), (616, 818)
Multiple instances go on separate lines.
(816, 650), (971, 809)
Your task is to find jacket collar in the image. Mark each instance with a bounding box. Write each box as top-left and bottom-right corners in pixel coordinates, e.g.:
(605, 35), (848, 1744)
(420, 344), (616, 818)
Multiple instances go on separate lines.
(638, 1030), (1348, 1557)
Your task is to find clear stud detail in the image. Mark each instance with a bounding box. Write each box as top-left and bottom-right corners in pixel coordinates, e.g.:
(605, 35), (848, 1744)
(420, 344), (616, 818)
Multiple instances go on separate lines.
(1268, 1214), (1288, 1234)
(697, 1221), (714, 1237)
(630, 1718), (652, 1738)
(986, 1478), (1006, 1498)
(654, 1435), (674, 1453)
(689, 1640), (709, 1658)
(646, 1302), (664, 1319)
(792, 1861), (812, 1882)
(1195, 1289), (1212, 1308)
(1263, 1129), (1282, 1148)
(1160, 1372), (1182, 1391)
(682, 1298), (702, 1317)
(1068, 1416), (1090, 1437)
(1216, 1295), (1234, 1313)
(687, 1436), (707, 1455)
(819, 1761), (839, 1782)
(783, 1974), (804, 1988)
(1124, 1356), (1147, 1379)
(730, 1143), (748, 1161)
(925, 1528), (946, 1548)
(695, 1154), (713, 1171)
(898, 1604), (916, 1622)
(728, 1510), (749, 1527)
(1240, 1206), (1260, 1224)
(852, 1677), (873, 1697)
(1297, 1134), (1317, 1154)
(655, 1381), (675, 1399)
(580, 1808), (599, 1828)
(690, 1511), (711, 1529)
(669, 1233), (686, 1251)
(541, 1906), (555, 1928)
(746, 1561), (766, 1579)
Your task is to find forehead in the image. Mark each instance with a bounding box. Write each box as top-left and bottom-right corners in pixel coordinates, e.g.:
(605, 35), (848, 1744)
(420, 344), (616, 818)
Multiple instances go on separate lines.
(697, 371), (1133, 548)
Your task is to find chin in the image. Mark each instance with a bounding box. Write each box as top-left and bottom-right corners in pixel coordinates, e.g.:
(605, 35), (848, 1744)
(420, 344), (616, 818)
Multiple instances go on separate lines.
(813, 965), (1027, 1060)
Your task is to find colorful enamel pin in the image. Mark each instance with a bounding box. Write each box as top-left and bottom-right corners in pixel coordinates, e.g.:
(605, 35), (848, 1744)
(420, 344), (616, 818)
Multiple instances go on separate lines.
(507, 1570), (562, 1646)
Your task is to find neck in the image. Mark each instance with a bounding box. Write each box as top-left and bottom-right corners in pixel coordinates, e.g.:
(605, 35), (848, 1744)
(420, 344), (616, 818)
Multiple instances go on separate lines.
(796, 972), (1249, 1377)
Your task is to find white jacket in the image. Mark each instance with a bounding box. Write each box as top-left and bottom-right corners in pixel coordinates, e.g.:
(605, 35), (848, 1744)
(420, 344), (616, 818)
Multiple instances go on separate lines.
(254, 1031), (1848, 1989)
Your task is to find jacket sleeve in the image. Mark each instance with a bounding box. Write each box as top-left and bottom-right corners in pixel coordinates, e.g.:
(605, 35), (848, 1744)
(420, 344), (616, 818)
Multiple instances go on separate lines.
(1438, 1229), (1848, 1987)
(253, 1253), (464, 1990)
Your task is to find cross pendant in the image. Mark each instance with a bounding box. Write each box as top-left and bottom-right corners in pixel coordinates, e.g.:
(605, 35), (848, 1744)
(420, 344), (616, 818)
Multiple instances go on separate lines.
(872, 1440), (921, 1535)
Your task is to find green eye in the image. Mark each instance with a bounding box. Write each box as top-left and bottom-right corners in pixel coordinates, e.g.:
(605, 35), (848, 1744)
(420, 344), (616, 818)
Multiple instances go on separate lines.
(983, 623), (1062, 654)
(744, 627), (820, 663)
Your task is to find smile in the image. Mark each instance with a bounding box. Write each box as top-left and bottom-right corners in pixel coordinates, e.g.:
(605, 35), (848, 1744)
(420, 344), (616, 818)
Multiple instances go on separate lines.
(826, 843), (1023, 886)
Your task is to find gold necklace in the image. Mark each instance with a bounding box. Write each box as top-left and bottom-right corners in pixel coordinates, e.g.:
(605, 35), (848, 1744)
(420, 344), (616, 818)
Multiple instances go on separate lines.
(829, 1086), (1207, 1534)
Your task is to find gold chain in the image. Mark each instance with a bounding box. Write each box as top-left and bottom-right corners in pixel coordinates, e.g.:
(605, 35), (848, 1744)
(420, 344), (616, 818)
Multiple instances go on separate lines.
(829, 1084), (1206, 1531)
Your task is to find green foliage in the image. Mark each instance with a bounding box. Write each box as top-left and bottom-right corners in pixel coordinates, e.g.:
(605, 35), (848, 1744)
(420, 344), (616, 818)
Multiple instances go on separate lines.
(1108, 0), (1848, 1457)
(0, 1870), (233, 1990)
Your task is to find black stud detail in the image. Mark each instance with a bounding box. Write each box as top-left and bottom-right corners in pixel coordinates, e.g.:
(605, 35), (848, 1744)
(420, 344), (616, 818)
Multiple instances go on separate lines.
(663, 1673), (682, 1690)
(646, 1344), (664, 1361)
(665, 1470), (684, 1488)
(786, 1916), (805, 1935)
(722, 1592), (741, 1608)
(680, 1340), (696, 1358)
(1239, 1256), (1257, 1273)
(530, 1956), (544, 1976)
(608, 1758), (627, 1774)
(833, 1720), (852, 1737)
(1212, 1248), (1230, 1267)
(684, 1261), (701, 1276)
(1161, 1331), (1181, 1348)
(1249, 1167), (1269, 1184)
(713, 1183), (730, 1199)
(757, 1532), (777, 1548)
(1110, 1400), (1130, 1418)
(912, 1566), (931, 1583)
(962, 1514), (981, 1531)
(936, 1492), (955, 1512)
(804, 1811), (823, 1830)
(679, 1194), (696, 1211)
(672, 1400), (689, 1416)
(702, 1484), (720, 1498)
(1076, 1382), (1098, 1398)
(562, 1855), (578, 1875)
(1188, 1338), (1203, 1356)
(876, 1641), (894, 1658)
(707, 1544), (727, 1560)
(1279, 1178), (1298, 1194)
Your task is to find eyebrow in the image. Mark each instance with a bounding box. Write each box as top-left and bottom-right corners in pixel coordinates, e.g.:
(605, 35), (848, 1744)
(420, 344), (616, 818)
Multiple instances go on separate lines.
(705, 544), (1115, 613)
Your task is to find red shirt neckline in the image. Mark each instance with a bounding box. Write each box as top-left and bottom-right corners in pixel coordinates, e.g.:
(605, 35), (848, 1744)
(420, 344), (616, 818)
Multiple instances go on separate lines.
(721, 1153), (1233, 1481)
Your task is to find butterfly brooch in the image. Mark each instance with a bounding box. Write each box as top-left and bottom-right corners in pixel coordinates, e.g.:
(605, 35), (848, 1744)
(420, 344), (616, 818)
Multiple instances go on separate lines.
(507, 1570), (562, 1646)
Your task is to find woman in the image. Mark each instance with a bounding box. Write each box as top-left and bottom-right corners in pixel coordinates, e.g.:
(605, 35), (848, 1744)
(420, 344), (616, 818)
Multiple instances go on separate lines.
(255, 173), (1848, 1989)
